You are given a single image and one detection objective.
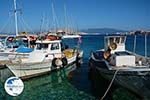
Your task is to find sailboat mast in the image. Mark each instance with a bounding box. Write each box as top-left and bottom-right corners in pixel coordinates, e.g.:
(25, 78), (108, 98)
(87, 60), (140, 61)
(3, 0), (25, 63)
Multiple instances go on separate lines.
(64, 4), (67, 33)
(133, 35), (136, 53)
(145, 33), (147, 57)
(51, 2), (56, 33)
(40, 14), (45, 34)
(13, 0), (18, 36)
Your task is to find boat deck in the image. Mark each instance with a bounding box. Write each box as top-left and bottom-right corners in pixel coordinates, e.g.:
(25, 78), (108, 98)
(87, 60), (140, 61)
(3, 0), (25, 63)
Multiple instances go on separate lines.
(108, 53), (150, 71)
(92, 50), (150, 72)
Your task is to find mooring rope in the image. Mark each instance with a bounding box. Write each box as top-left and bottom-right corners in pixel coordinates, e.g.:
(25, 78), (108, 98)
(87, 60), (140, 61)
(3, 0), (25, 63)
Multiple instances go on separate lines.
(100, 69), (119, 100)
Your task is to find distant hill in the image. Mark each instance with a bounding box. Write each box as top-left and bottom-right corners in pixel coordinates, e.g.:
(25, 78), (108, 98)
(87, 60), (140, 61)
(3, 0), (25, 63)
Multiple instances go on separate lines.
(81, 28), (128, 34)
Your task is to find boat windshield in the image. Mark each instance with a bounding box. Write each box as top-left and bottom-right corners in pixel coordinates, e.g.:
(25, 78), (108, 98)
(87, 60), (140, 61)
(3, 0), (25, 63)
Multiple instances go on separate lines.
(109, 37), (114, 44)
(115, 37), (120, 44)
(36, 43), (48, 50)
(51, 43), (59, 50)
(6, 38), (28, 48)
(121, 37), (125, 43)
(107, 36), (126, 44)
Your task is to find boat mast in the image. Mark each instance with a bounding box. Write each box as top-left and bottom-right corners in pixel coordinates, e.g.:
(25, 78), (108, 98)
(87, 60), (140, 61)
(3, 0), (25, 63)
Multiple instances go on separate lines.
(64, 3), (68, 33)
(133, 35), (136, 53)
(13, 0), (18, 36)
(51, 2), (56, 33)
(145, 33), (147, 57)
(40, 14), (45, 34)
(51, 2), (59, 33)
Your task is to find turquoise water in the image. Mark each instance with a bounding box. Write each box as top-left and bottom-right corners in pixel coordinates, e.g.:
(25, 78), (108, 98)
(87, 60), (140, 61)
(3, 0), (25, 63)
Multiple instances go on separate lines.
(0, 65), (96, 100)
(0, 35), (150, 100)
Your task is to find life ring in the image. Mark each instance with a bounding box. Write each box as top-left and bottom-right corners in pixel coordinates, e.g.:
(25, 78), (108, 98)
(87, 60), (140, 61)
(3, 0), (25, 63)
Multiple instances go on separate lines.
(62, 57), (68, 66)
(52, 58), (63, 67)
(109, 42), (117, 50)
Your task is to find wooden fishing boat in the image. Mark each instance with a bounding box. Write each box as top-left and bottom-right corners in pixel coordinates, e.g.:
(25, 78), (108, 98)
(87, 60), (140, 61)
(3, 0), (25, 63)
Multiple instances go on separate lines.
(6, 35), (83, 79)
(89, 35), (150, 99)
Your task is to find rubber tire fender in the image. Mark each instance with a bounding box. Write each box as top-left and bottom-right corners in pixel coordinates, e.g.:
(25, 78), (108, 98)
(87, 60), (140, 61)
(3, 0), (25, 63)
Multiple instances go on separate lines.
(52, 58), (58, 67)
(62, 57), (68, 66)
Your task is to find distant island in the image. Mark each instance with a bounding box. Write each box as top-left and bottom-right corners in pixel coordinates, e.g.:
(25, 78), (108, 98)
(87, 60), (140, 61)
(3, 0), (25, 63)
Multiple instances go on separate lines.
(80, 28), (128, 35)
(0, 28), (150, 36)
(79, 28), (150, 35)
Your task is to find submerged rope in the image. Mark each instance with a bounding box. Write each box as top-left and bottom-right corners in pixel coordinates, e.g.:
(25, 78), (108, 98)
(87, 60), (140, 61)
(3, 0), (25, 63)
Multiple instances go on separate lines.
(100, 69), (119, 100)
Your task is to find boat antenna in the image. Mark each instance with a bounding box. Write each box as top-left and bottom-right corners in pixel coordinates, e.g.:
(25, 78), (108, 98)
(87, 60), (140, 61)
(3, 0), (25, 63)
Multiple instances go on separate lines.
(13, 0), (19, 36)
(145, 33), (147, 57)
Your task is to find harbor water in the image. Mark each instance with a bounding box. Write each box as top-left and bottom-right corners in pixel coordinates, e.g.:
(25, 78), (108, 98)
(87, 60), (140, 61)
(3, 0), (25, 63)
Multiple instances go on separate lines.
(0, 35), (150, 100)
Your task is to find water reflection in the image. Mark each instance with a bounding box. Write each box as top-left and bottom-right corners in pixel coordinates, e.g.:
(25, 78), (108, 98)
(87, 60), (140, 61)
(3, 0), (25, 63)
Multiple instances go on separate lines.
(0, 64), (95, 100)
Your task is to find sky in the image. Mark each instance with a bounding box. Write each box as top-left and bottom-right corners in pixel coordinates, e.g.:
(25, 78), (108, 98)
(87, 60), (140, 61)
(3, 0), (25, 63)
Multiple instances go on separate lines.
(0, 0), (150, 33)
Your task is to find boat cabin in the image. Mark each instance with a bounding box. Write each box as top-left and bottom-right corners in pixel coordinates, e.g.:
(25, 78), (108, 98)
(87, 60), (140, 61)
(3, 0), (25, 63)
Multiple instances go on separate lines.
(23, 39), (62, 63)
(104, 36), (136, 67)
(35, 40), (61, 54)
(104, 36), (126, 53)
(23, 35), (81, 63)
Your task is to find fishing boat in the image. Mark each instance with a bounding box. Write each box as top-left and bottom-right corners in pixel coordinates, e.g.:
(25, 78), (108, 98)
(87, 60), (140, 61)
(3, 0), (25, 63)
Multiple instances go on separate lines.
(6, 35), (83, 79)
(0, 34), (36, 61)
(0, 0), (37, 62)
(89, 35), (150, 98)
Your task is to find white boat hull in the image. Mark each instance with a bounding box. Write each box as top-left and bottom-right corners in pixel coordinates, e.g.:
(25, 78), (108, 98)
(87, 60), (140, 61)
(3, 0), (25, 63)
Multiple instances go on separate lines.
(6, 54), (81, 79)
